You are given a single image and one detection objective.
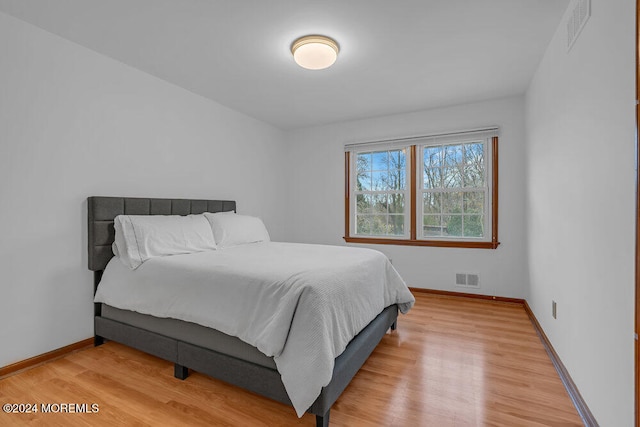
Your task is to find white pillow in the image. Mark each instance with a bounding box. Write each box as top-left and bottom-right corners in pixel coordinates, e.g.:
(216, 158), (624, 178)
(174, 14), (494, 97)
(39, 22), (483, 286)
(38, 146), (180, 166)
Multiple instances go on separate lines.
(203, 212), (270, 249)
(113, 214), (216, 269)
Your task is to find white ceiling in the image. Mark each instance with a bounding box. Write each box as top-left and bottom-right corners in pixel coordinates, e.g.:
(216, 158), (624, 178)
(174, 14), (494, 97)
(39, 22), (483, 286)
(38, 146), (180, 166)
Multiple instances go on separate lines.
(0, 0), (569, 130)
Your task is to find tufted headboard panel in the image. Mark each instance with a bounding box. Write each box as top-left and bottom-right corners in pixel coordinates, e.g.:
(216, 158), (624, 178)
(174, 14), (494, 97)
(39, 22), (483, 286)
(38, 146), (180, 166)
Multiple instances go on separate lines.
(87, 196), (236, 271)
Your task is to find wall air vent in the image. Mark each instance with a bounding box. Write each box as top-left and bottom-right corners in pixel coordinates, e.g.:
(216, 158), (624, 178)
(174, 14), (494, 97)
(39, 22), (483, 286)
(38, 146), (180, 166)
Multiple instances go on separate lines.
(456, 273), (480, 288)
(466, 274), (479, 288)
(566, 0), (590, 52)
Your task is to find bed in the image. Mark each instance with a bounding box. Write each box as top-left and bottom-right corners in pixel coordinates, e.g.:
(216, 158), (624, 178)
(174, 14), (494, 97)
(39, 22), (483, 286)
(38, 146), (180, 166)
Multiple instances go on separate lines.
(88, 196), (412, 426)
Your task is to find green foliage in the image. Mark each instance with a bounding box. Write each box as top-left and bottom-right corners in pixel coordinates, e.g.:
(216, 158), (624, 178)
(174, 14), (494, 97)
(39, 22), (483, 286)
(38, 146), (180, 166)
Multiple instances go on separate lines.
(446, 215), (484, 238)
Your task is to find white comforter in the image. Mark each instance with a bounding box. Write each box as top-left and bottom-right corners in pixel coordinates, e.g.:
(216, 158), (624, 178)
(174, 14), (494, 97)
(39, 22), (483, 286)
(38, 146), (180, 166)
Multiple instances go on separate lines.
(94, 242), (415, 416)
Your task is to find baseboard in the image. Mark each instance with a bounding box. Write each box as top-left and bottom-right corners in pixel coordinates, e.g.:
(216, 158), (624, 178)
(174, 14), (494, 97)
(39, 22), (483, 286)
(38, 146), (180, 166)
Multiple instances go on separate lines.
(522, 301), (599, 427)
(0, 338), (93, 378)
(412, 287), (597, 426)
(409, 287), (525, 305)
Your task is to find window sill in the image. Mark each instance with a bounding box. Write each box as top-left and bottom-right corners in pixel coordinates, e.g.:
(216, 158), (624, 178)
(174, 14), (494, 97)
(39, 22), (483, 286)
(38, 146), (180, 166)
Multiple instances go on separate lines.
(344, 236), (500, 249)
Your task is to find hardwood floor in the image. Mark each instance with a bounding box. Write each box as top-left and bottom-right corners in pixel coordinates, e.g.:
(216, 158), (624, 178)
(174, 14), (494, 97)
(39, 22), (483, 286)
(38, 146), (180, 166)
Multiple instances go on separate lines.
(0, 293), (583, 426)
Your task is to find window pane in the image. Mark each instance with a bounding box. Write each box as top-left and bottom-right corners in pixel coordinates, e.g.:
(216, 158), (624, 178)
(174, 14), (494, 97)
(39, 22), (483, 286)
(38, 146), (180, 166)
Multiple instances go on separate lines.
(356, 153), (371, 174)
(370, 215), (387, 235)
(443, 215), (463, 237)
(390, 167), (406, 190)
(464, 167), (484, 187)
(423, 167), (441, 189)
(390, 149), (406, 162)
(372, 171), (389, 190)
(356, 215), (372, 235)
(388, 214), (405, 235)
(389, 150), (406, 190)
(391, 169), (407, 190)
(463, 215), (484, 237)
(372, 152), (387, 171)
(383, 169), (405, 191)
(388, 193), (405, 214)
(444, 144), (463, 167)
(463, 192), (484, 214)
(423, 192), (441, 214)
(442, 167), (462, 188)
(356, 194), (372, 214)
(372, 194), (388, 214)
(423, 215), (442, 237)
(464, 142), (485, 187)
(443, 192), (462, 213)
(424, 146), (442, 168)
(357, 171), (371, 191)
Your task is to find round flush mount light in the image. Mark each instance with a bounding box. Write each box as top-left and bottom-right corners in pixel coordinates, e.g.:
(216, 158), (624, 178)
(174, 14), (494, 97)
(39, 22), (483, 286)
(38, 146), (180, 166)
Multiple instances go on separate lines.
(291, 35), (339, 70)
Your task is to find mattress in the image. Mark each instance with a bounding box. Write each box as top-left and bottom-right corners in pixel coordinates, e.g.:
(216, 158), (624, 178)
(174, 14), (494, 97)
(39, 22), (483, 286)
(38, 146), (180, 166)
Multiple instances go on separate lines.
(101, 304), (276, 369)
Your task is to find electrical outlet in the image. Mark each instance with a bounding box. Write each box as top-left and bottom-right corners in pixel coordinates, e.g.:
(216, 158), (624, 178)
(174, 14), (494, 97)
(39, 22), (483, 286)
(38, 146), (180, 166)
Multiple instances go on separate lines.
(552, 300), (557, 319)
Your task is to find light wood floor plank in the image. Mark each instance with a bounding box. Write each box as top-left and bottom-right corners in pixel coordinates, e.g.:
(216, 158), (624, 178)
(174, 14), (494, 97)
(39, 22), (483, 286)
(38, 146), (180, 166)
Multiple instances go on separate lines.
(0, 293), (583, 426)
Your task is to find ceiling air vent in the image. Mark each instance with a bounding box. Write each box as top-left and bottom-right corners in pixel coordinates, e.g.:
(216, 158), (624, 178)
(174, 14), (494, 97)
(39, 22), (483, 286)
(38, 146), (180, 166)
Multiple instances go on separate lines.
(567, 0), (590, 52)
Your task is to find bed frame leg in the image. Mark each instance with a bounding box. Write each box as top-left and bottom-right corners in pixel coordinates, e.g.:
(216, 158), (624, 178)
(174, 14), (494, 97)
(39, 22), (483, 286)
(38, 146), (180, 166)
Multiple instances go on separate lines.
(174, 364), (189, 380)
(94, 335), (104, 346)
(390, 321), (397, 331)
(315, 410), (329, 427)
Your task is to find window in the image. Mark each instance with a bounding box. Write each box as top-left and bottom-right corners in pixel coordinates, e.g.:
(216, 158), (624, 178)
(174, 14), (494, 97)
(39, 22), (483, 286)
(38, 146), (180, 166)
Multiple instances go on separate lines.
(353, 148), (410, 238)
(345, 128), (499, 249)
(420, 141), (487, 239)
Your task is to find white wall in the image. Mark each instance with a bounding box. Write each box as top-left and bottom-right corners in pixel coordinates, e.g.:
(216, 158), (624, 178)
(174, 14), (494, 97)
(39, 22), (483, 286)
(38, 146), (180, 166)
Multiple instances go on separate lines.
(2, 2), (635, 423)
(0, 12), (287, 367)
(525, 1), (635, 425)
(285, 96), (528, 298)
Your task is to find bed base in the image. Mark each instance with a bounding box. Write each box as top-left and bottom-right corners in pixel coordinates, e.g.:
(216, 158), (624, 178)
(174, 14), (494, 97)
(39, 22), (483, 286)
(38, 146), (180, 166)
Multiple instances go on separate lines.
(95, 304), (398, 426)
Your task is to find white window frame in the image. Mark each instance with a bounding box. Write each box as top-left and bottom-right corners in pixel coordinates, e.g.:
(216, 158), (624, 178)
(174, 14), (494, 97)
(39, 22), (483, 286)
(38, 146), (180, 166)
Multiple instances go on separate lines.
(417, 137), (493, 242)
(350, 146), (412, 240)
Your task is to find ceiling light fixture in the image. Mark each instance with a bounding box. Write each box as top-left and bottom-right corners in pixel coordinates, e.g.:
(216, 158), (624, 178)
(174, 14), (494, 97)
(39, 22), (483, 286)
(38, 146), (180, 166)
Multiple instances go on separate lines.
(291, 35), (339, 70)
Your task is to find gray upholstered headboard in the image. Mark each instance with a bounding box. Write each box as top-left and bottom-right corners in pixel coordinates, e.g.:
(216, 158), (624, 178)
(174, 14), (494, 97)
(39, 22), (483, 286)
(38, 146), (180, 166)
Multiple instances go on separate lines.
(87, 196), (236, 272)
